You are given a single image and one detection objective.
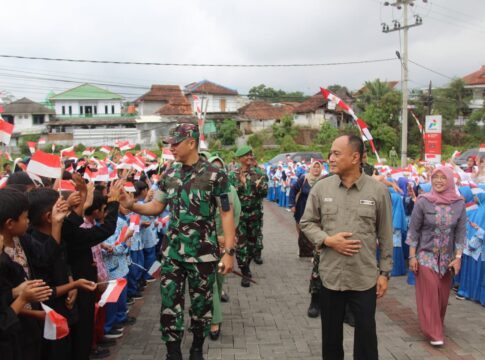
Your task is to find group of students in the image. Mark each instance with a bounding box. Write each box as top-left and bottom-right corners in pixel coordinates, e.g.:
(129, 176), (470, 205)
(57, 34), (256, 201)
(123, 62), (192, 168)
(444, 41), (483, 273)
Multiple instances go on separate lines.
(0, 163), (166, 360)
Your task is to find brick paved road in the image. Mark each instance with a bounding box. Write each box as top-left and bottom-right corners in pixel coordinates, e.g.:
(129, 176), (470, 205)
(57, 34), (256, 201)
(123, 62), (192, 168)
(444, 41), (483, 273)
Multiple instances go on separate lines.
(111, 201), (485, 360)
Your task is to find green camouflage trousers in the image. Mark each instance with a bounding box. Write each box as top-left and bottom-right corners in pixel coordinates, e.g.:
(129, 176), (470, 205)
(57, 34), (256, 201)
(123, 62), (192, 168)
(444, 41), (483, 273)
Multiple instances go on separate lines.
(255, 205), (264, 254)
(236, 212), (259, 267)
(310, 250), (323, 294)
(159, 258), (217, 342)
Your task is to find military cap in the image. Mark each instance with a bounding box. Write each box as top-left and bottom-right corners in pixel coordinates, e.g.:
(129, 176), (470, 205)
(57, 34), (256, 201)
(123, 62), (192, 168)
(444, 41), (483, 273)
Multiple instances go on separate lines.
(235, 145), (253, 157)
(163, 123), (200, 145)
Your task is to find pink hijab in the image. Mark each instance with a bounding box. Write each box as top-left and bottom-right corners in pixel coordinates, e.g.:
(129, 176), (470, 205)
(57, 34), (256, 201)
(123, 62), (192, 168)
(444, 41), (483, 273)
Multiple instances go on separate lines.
(419, 167), (463, 205)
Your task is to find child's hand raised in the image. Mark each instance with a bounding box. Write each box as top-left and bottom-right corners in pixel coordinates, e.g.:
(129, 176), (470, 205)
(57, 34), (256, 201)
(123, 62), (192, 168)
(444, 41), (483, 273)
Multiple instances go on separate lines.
(67, 191), (82, 208)
(75, 279), (97, 292)
(108, 180), (126, 202)
(52, 198), (70, 224)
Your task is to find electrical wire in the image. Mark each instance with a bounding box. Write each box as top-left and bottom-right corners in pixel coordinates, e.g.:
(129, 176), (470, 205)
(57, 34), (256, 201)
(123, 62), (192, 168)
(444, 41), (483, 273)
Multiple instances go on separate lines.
(0, 54), (396, 68)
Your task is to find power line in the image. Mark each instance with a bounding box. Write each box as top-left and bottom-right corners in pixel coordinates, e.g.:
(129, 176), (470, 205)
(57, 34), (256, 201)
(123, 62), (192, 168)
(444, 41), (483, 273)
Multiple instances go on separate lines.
(407, 59), (454, 80)
(0, 54), (396, 68)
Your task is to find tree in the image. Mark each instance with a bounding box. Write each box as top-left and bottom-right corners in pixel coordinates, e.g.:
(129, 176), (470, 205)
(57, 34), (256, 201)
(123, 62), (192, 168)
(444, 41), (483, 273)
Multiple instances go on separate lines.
(272, 115), (297, 144)
(248, 84), (307, 102)
(357, 79), (394, 111)
(316, 122), (339, 145)
(247, 133), (263, 148)
(216, 119), (240, 146)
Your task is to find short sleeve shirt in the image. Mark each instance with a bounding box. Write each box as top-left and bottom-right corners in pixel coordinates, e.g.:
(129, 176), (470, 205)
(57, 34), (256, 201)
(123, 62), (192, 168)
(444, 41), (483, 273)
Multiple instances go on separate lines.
(154, 158), (230, 262)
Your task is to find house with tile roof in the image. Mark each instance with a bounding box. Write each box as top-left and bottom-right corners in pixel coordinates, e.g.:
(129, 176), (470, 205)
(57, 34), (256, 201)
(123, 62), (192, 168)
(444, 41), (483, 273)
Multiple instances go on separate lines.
(293, 89), (355, 129)
(462, 65), (485, 110)
(135, 85), (193, 116)
(49, 83), (124, 118)
(1, 97), (55, 135)
(238, 101), (296, 133)
(184, 80), (247, 114)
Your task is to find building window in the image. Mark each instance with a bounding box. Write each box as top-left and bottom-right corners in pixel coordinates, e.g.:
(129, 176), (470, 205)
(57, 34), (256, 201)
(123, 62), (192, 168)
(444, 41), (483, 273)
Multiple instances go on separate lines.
(68, 106), (72, 115)
(111, 105), (115, 114)
(105, 105), (108, 114)
(62, 106), (65, 115)
(80, 106), (83, 115)
(32, 115), (45, 125)
(94, 106), (97, 115)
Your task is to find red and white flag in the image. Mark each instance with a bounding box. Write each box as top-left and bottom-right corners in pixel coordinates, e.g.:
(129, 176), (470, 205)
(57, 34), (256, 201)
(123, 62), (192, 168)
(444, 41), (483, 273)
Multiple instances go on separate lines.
(151, 174), (160, 183)
(109, 169), (118, 181)
(320, 88), (354, 116)
(144, 162), (159, 173)
(83, 168), (97, 182)
(27, 141), (37, 154)
(83, 148), (95, 157)
(100, 146), (112, 154)
(162, 148), (174, 161)
(41, 303), (69, 340)
(60, 146), (74, 155)
(124, 182), (136, 193)
(0, 119), (14, 145)
(129, 214), (141, 232)
(61, 150), (78, 161)
(118, 141), (135, 152)
(0, 177), (7, 189)
(143, 149), (157, 161)
(114, 225), (130, 246)
(98, 278), (128, 307)
(480, 144), (485, 154)
(147, 260), (161, 277)
(94, 166), (109, 182)
(466, 201), (478, 213)
(58, 180), (76, 192)
(38, 137), (46, 145)
(409, 110), (424, 134)
(451, 150), (461, 159)
(65, 165), (74, 174)
(27, 151), (62, 179)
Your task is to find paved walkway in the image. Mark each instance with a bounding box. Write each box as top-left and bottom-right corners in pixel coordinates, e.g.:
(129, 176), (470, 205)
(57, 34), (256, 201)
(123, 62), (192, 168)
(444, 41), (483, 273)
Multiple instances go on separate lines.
(110, 201), (485, 360)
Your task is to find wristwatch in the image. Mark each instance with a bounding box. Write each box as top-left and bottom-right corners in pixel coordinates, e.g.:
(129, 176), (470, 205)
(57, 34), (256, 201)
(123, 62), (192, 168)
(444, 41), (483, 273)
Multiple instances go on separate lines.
(224, 247), (235, 256)
(379, 271), (390, 280)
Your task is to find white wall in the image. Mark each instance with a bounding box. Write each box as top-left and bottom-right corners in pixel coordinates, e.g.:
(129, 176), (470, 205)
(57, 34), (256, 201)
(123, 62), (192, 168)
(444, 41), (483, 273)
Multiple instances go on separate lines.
(188, 94), (244, 113)
(12, 114), (47, 134)
(251, 119), (276, 132)
(293, 109), (326, 129)
(73, 128), (139, 146)
(54, 100), (122, 117)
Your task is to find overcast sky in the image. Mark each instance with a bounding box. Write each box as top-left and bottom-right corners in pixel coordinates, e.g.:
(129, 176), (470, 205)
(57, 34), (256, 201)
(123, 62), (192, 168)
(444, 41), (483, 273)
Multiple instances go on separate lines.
(1, 0), (484, 102)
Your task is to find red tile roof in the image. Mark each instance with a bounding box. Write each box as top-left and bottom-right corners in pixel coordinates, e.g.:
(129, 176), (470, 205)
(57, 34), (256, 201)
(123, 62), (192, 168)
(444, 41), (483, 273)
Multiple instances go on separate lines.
(239, 101), (295, 120)
(463, 65), (485, 86)
(135, 85), (192, 115)
(184, 80), (238, 96)
(293, 94), (326, 113)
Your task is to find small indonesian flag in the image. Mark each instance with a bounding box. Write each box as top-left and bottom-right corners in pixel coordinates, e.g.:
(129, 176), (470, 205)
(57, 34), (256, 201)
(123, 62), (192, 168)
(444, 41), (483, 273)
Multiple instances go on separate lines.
(466, 201), (478, 213)
(0, 177), (7, 189)
(115, 225), (129, 246)
(143, 149), (157, 161)
(162, 148), (174, 161)
(151, 174), (160, 183)
(144, 162), (159, 173)
(83, 168), (96, 182)
(27, 151), (62, 179)
(390, 168), (404, 181)
(27, 141), (37, 154)
(65, 165), (74, 174)
(0, 119), (14, 145)
(83, 148), (95, 157)
(129, 214), (141, 232)
(118, 141), (135, 152)
(109, 169), (118, 181)
(134, 172), (141, 181)
(76, 160), (86, 170)
(148, 260), (161, 277)
(95, 166), (109, 182)
(60, 146), (74, 155)
(451, 150), (461, 159)
(58, 180), (76, 192)
(41, 303), (69, 340)
(320, 87), (354, 116)
(61, 150), (77, 161)
(132, 157), (146, 172)
(100, 146), (112, 154)
(98, 278), (128, 307)
(480, 144), (485, 154)
(38, 137), (46, 145)
(124, 182), (136, 193)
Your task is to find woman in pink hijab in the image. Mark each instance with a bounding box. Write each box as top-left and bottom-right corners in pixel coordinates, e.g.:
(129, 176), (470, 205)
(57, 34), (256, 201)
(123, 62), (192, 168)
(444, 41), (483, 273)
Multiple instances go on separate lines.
(406, 166), (467, 346)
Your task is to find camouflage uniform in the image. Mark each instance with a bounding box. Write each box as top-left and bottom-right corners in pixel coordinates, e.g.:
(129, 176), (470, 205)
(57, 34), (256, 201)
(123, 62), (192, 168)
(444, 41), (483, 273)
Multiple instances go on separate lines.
(310, 250), (323, 294)
(155, 158), (230, 342)
(229, 167), (268, 269)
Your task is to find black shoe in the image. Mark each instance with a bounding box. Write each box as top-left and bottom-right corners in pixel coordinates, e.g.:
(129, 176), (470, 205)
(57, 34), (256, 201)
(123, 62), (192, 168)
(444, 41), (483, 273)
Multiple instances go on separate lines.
(307, 293), (320, 318)
(241, 276), (250, 288)
(209, 324), (221, 341)
(166, 340), (182, 360)
(98, 336), (117, 347)
(90, 346), (110, 359)
(220, 291), (229, 303)
(117, 316), (136, 326)
(189, 347), (204, 360)
(253, 255), (263, 265)
(104, 329), (123, 339)
(131, 293), (143, 300)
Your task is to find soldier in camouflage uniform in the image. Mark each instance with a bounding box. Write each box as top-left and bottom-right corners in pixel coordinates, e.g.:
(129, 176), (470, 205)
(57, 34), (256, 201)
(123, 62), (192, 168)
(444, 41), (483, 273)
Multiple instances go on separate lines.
(252, 158), (268, 264)
(229, 146), (268, 287)
(120, 123), (235, 360)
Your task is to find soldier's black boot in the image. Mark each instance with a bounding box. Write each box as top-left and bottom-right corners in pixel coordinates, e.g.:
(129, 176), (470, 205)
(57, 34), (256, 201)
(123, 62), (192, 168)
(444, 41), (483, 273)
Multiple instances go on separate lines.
(189, 336), (205, 360)
(253, 251), (263, 265)
(307, 292), (320, 318)
(240, 266), (251, 288)
(166, 340), (183, 360)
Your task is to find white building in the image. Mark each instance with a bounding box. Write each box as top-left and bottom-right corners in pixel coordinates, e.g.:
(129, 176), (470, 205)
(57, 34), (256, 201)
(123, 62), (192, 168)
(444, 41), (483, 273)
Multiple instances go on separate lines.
(1, 97), (54, 134)
(49, 83), (124, 117)
(184, 80), (246, 114)
(463, 65), (485, 110)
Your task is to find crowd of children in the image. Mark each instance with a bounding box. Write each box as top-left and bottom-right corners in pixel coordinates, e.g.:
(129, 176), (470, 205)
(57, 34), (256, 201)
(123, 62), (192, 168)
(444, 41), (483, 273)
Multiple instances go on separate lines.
(0, 156), (168, 360)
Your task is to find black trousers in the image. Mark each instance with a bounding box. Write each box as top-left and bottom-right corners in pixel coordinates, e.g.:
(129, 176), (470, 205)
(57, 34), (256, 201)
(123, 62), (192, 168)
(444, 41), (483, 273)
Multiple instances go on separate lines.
(71, 290), (96, 360)
(320, 285), (378, 360)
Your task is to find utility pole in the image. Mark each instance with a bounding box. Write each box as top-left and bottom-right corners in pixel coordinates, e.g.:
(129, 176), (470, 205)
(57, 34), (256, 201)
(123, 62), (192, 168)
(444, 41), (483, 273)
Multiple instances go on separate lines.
(381, 0), (425, 167)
